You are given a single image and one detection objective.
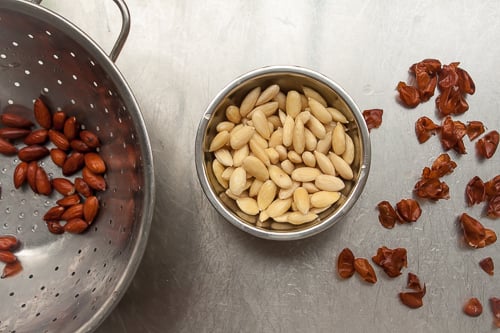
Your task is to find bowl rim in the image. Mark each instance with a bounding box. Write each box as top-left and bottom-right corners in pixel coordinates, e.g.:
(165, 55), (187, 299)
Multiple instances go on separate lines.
(195, 65), (371, 240)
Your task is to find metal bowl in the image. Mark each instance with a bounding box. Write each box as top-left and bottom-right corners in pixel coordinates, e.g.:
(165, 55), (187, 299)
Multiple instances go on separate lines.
(196, 66), (370, 240)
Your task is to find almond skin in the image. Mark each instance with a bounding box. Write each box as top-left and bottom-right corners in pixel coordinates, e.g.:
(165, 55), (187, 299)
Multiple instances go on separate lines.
(62, 152), (85, 176)
(75, 177), (93, 197)
(83, 196), (99, 223)
(63, 116), (79, 140)
(18, 145), (49, 162)
(43, 206), (65, 221)
(52, 178), (75, 196)
(0, 251), (17, 264)
(1, 260), (23, 278)
(56, 194), (81, 207)
(35, 166), (52, 195)
(61, 204), (84, 221)
(0, 113), (33, 128)
(46, 221), (65, 234)
(70, 139), (92, 153)
(24, 129), (48, 145)
(52, 111), (67, 131)
(82, 167), (106, 191)
(84, 152), (106, 174)
(64, 218), (88, 234)
(0, 138), (18, 156)
(27, 161), (38, 192)
(79, 130), (100, 148)
(48, 129), (70, 151)
(34, 98), (52, 129)
(13, 161), (28, 189)
(50, 148), (67, 167)
(0, 128), (30, 140)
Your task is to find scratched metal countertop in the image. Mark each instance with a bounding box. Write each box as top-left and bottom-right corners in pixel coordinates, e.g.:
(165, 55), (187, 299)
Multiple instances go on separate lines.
(41, 0), (500, 332)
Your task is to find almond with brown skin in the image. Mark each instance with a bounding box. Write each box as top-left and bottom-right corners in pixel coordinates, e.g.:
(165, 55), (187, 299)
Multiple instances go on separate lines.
(82, 167), (106, 191)
(84, 152), (106, 174)
(27, 161), (38, 192)
(43, 206), (65, 221)
(50, 148), (67, 167)
(79, 130), (100, 148)
(35, 166), (52, 195)
(64, 218), (88, 234)
(13, 161), (28, 189)
(52, 178), (75, 196)
(75, 177), (93, 197)
(18, 145), (49, 162)
(46, 221), (65, 234)
(63, 116), (79, 141)
(24, 128), (48, 145)
(70, 139), (92, 153)
(34, 98), (52, 129)
(83, 196), (99, 223)
(52, 111), (67, 131)
(1, 260), (23, 278)
(62, 152), (85, 176)
(0, 236), (19, 251)
(61, 204), (83, 221)
(0, 113), (33, 128)
(48, 129), (70, 151)
(0, 138), (18, 156)
(0, 251), (17, 264)
(0, 128), (30, 140)
(56, 194), (81, 207)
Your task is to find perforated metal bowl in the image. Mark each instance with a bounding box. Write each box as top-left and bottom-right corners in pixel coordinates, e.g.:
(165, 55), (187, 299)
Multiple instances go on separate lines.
(0, 1), (154, 332)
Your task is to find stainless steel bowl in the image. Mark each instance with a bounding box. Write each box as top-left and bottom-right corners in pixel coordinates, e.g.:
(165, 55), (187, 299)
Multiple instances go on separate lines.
(196, 66), (370, 240)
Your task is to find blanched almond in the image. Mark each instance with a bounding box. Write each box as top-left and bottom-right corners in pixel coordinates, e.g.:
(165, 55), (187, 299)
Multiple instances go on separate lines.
(265, 198), (292, 218)
(256, 84), (280, 106)
(248, 101), (279, 118)
(280, 159), (295, 175)
(278, 181), (300, 200)
(230, 126), (255, 149)
(302, 151), (316, 167)
(303, 87), (327, 107)
(287, 150), (302, 164)
(251, 132), (268, 149)
(270, 222), (295, 230)
(242, 156), (269, 181)
(249, 179), (263, 197)
(216, 121), (235, 132)
(286, 90), (302, 118)
(292, 118), (306, 154)
(304, 128), (317, 151)
(257, 180), (277, 210)
(232, 144), (249, 167)
(214, 148), (233, 167)
(282, 115), (294, 147)
(315, 174), (345, 192)
(273, 214), (290, 223)
(229, 167), (247, 195)
(314, 150), (335, 175)
(308, 98), (332, 124)
(310, 191), (341, 208)
(265, 147), (280, 165)
(332, 122), (346, 155)
(291, 167), (321, 182)
(268, 165), (293, 189)
(236, 197), (259, 215)
(268, 128), (283, 148)
(249, 138), (270, 166)
(327, 107), (348, 124)
(306, 115), (326, 139)
(296, 110), (311, 124)
(221, 167), (235, 180)
(302, 182), (320, 194)
(213, 161), (228, 188)
(342, 134), (355, 165)
(240, 87), (261, 117)
(258, 211), (270, 223)
(287, 212), (318, 225)
(316, 130), (332, 154)
(252, 109), (271, 139)
(278, 109), (287, 126)
(328, 152), (354, 180)
(293, 187), (310, 214)
(267, 115), (281, 129)
(275, 145), (288, 161)
(209, 130), (230, 152)
(273, 92), (287, 111)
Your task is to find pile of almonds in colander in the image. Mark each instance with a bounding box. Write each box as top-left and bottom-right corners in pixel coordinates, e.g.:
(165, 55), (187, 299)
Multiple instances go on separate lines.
(209, 84), (356, 230)
(0, 97), (106, 235)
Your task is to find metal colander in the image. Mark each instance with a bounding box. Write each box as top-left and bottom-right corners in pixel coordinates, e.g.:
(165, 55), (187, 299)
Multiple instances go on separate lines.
(0, 1), (154, 332)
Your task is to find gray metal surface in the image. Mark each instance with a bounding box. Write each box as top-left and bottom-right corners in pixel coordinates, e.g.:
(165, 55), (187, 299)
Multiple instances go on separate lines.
(38, 0), (500, 332)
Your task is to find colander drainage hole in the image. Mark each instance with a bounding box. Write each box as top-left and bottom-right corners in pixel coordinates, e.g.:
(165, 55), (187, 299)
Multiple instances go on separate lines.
(35, 312), (40, 317)
(55, 293), (59, 298)
(54, 266), (59, 271)
(71, 272), (76, 276)
(91, 287), (96, 293)
(52, 317), (57, 322)
(73, 315), (78, 320)
(21, 303), (26, 308)
(40, 286), (45, 291)
(93, 248), (97, 252)
(9, 292), (14, 296)
(28, 274), (33, 279)
(77, 249), (82, 254)
(74, 294), (79, 298)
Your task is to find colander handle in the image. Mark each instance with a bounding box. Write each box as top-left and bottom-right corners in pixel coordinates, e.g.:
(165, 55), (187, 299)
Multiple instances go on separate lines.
(25, 0), (131, 62)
